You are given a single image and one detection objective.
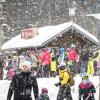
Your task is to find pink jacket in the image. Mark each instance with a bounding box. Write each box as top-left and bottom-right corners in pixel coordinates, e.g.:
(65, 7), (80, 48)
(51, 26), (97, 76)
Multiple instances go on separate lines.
(68, 49), (77, 62)
(39, 51), (51, 65)
(7, 69), (15, 78)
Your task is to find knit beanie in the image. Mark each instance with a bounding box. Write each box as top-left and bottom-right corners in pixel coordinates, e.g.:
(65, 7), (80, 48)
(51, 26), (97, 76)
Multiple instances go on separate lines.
(41, 88), (48, 94)
(58, 62), (66, 70)
(20, 61), (31, 70)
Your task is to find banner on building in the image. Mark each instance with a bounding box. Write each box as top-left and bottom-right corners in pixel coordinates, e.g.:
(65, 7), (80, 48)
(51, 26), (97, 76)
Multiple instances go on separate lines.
(21, 28), (38, 39)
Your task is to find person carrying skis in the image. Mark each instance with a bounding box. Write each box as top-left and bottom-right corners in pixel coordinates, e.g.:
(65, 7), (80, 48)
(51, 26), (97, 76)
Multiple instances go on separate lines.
(7, 60), (39, 100)
(55, 63), (73, 100)
(79, 74), (96, 100)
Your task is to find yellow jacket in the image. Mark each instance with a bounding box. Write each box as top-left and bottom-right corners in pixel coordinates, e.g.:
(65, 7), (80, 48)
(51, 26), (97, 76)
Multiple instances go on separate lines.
(59, 69), (69, 86)
(87, 58), (94, 75)
(50, 61), (57, 72)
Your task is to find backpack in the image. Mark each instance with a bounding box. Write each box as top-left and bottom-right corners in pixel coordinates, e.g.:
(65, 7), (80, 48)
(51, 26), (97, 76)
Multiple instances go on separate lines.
(67, 71), (75, 86)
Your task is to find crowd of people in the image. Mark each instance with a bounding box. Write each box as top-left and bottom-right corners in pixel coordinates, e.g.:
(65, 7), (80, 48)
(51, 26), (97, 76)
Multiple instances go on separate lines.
(0, 44), (99, 100)
(0, 44), (100, 80)
(6, 60), (96, 100)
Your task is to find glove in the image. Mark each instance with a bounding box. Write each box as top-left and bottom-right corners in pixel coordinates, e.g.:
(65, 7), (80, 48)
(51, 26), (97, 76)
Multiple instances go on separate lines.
(55, 82), (61, 87)
(88, 93), (93, 96)
(35, 98), (39, 100)
(59, 77), (63, 81)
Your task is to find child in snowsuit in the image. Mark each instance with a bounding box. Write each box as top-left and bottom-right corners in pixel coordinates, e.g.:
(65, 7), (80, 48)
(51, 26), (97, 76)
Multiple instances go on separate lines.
(79, 74), (96, 100)
(37, 88), (50, 100)
(55, 63), (73, 100)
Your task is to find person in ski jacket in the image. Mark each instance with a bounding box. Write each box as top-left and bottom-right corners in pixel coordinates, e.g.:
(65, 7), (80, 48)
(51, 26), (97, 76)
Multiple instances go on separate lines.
(87, 57), (94, 76)
(38, 49), (51, 77)
(67, 48), (77, 62)
(93, 51), (100, 74)
(79, 74), (96, 100)
(55, 63), (73, 100)
(37, 88), (50, 100)
(50, 56), (57, 77)
(38, 49), (51, 66)
(7, 61), (39, 100)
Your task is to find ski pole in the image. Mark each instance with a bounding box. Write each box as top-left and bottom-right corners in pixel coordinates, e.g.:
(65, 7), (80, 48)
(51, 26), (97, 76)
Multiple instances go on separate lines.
(85, 95), (90, 100)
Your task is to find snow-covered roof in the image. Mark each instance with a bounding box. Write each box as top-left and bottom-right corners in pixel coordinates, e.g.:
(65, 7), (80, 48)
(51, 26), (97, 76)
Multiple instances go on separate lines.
(87, 13), (100, 20)
(2, 22), (99, 50)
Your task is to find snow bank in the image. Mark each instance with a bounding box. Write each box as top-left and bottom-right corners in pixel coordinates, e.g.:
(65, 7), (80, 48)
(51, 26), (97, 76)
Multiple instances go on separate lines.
(0, 75), (99, 100)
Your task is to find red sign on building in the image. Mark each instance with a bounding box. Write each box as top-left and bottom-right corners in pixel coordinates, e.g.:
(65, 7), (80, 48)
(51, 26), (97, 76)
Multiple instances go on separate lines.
(21, 28), (38, 39)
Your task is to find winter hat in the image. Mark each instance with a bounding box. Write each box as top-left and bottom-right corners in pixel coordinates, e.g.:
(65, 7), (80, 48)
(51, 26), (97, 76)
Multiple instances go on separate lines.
(80, 73), (89, 80)
(67, 48), (71, 52)
(59, 62), (66, 70)
(19, 55), (25, 59)
(59, 62), (66, 67)
(41, 88), (48, 94)
(20, 61), (31, 70)
(82, 76), (89, 80)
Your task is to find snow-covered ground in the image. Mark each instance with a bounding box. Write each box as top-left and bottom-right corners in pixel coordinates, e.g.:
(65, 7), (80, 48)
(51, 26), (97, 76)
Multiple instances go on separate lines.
(0, 75), (99, 100)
